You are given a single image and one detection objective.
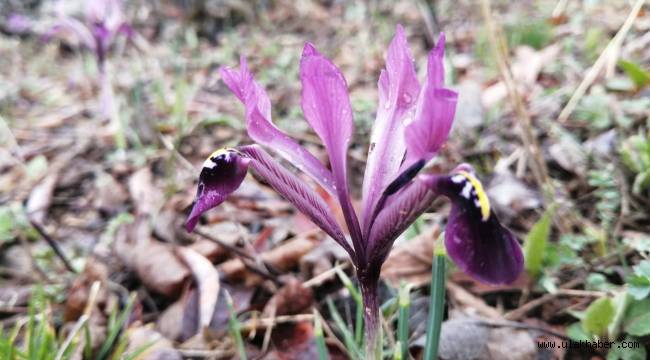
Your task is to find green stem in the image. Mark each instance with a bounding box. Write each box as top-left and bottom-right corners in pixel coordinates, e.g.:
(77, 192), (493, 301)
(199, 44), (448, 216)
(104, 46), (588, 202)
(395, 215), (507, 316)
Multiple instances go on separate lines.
(423, 254), (447, 359)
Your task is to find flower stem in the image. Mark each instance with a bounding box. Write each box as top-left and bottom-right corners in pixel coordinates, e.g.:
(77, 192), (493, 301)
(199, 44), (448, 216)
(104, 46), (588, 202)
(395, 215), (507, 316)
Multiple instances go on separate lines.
(359, 273), (381, 360)
(424, 253), (447, 359)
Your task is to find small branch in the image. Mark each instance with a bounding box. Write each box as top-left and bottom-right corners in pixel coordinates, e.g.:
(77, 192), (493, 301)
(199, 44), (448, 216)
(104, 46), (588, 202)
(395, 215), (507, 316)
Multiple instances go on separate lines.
(29, 219), (77, 274)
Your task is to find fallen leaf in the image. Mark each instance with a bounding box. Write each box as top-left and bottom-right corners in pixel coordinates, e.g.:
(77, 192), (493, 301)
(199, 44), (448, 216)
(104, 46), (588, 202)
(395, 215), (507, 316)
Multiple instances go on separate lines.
(128, 167), (163, 216)
(263, 277), (313, 317)
(134, 241), (190, 297)
(218, 235), (318, 286)
(381, 226), (440, 288)
(26, 173), (58, 224)
(175, 247), (220, 330)
(124, 326), (182, 360)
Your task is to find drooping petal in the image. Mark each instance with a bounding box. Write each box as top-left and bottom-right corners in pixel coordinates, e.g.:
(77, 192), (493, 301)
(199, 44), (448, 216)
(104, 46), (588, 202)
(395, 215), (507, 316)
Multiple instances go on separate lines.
(185, 149), (250, 232)
(362, 24), (421, 233)
(403, 34), (457, 167)
(185, 146), (354, 261)
(300, 43), (364, 259)
(219, 58), (337, 196)
(421, 167), (524, 285)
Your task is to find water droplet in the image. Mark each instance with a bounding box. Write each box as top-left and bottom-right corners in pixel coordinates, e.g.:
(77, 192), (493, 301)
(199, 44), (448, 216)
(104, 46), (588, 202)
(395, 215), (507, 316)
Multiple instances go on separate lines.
(384, 102), (391, 110)
(402, 93), (412, 104)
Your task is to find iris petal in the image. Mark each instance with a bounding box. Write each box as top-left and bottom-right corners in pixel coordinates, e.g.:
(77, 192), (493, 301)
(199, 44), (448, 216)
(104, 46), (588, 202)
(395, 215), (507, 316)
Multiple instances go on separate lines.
(403, 34), (457, 167)
(185, 149), (250, 232)
(219, 58), (337, 196)
(362, 24), (421, 233)
(300, 42), (364, 257)
(424, 170), (524, 284)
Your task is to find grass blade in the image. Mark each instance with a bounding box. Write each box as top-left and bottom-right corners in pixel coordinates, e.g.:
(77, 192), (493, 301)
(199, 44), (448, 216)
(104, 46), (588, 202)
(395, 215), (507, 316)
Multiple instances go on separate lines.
(397, 284), (411, 359)
(326, 298), (362, 359)
(313, 310), (329, 360)
(423, 253), (447, 359)
(226, 291), (247, 360)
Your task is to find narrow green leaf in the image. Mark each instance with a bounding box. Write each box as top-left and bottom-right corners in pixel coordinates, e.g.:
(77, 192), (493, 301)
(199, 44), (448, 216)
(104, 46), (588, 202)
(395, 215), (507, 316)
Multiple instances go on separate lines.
(397, 284), (410, 360)
(618, 60), (650, 89)
(423, 254), (447, 360)
(524, 206), (554, 277)
(225, 291), (247, 360)
(581, 297), (615, 337)
(313, 310), (329, 360)
(326, 299), (361, 359)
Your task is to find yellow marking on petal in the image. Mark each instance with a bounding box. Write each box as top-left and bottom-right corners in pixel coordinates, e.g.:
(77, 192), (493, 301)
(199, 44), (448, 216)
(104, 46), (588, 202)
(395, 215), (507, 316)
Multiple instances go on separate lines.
(458, 170), (490, 221)
(207, 148), (231, 160)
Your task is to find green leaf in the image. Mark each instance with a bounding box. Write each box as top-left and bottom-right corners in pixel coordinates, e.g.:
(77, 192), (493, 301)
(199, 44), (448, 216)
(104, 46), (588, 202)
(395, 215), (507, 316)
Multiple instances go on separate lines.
(627, 260), (650, 300)
(524, 207), (554, 277)
(618, 60), (650, 89)
(623, 299), (650, 336)
(607, 336), (647, 360)
(582, 297), (615, 337)
(566, 322), (592, 341)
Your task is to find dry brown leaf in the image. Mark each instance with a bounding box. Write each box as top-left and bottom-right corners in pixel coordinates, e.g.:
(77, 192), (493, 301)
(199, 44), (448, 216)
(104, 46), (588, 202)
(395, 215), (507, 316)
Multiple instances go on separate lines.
(26, 173), (58, 224)
(263, 277), (313, 317)
(381, 226), (440, 288)
(128, 167), (163, 216)
(218, 236), (318, 286)
(134, 241), (190, 297)
(175, 247), (220, 330)
(125, 326), (182, 360)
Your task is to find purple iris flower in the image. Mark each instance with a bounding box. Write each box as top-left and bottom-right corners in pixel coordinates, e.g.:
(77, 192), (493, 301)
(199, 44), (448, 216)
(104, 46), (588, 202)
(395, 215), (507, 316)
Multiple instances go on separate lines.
(45, 0), (132, 69)
(185, 25), (523, 349)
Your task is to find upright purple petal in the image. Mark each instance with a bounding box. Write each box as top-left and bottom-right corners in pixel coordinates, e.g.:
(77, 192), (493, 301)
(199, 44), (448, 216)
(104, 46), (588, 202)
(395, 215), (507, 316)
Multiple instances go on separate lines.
(219, 59), (337, 196)
(421, 167), (524, 284)
(300, 43), (364, 261)
(186, 149), (250, 232)
(403, 34), (457, 167)
(362, 24), (421, 233)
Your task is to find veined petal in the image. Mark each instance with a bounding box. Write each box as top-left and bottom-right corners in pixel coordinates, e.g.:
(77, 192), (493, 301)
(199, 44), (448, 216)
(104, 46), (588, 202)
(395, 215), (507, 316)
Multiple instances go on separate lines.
(219, 58), (337, 196)
(185, 149), (250, 232)
(185, 146), (354, 260)
(300, 43), (364, 260)
(239, 145), (354, 259)
(403, 34), (457, 167)
(362, 24), (421, 233)
(421, 167), (524, 285)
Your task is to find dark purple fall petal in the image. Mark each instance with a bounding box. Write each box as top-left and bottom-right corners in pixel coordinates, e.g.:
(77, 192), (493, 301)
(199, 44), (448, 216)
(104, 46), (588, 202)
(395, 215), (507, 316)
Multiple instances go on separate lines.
(445, 205), (524, 285)
(219, 58), (337, 196)
(422, 170), (524, 284)
(185, 149), (250, 232)
(362, 24), (421, 234)
(300, 43), (364, 259)
(403, 34), (457, 168)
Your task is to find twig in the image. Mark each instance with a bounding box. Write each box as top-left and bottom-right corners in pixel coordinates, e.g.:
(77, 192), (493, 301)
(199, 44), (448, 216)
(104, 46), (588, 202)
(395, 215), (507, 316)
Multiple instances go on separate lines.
(194, 227), (282, 284)
(303, 262), (350, 288)
(240, 313), (314, 331)
(29, 219), (77, 274)
(557, 0), (645, 123)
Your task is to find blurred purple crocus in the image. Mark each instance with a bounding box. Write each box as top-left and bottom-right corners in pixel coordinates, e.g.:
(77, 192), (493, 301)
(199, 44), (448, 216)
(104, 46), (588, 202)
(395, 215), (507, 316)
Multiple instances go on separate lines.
(185, 25), (523, 352)
(45, 0), (132, 69)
